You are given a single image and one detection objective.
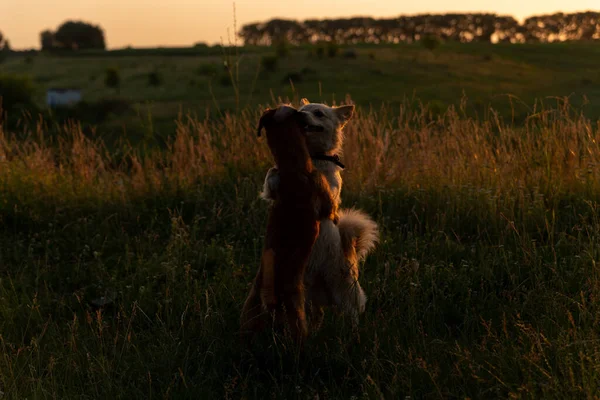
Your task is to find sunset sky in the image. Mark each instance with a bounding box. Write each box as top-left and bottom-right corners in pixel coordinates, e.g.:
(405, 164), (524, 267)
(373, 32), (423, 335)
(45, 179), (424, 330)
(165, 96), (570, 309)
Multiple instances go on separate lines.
(1, 0), (598, 49)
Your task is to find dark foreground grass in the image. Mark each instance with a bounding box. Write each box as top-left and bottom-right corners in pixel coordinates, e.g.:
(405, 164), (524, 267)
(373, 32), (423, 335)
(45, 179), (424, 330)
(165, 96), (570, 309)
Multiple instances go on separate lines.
(2, 99), (600, 398)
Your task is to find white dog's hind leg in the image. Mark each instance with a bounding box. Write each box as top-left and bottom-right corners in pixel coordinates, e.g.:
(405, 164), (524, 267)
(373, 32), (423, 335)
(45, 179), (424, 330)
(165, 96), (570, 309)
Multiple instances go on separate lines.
(332, 260), (367, 328)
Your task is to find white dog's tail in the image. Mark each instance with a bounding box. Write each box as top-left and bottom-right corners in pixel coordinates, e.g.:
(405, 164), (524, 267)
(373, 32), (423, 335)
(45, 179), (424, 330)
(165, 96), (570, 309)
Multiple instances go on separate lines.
(337, 208), (379, 262)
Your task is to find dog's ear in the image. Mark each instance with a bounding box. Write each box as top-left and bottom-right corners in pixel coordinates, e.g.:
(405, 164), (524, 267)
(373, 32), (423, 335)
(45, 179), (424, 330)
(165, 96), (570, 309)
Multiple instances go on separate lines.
(257, 108), (277, 137)
(335, 105), (355, 126)
(300, 98), (310, 106)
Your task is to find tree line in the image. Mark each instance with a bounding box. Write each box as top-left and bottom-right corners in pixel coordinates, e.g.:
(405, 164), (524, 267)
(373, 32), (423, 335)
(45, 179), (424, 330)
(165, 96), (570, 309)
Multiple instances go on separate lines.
(239, 12), (600, 45)
(1, 12), (598, 55)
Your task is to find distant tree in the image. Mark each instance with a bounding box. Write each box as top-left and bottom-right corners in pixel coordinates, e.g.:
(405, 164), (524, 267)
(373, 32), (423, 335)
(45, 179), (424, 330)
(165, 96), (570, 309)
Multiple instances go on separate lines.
(105, 67), (120, 93)
(263, 19), (303, 44)
(54, 21), (106, 50)
(475, 15), (497, 42)
(239, 12), (600, 46)
(40, 30), (56, 50)
(581, 25), (596, 41)
(239, 23), (264, 46)
(421, 34), (441, 51)
(0, 32), (9, 63)
(0, 31), (7, 50)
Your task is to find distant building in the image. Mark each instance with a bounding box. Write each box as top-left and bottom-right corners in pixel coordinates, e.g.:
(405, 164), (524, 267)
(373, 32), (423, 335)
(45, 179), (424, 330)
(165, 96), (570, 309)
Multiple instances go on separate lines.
(46, 88), (82, 108)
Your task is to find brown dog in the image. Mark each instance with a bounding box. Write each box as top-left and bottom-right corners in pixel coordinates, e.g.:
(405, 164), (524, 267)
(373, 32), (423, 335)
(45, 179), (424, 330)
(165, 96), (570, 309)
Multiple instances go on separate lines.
(240, 105), (336, 345)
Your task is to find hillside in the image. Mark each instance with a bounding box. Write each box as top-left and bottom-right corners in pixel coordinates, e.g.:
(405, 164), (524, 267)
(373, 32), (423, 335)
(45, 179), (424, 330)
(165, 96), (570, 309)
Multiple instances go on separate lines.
(2, 42), (599, 144)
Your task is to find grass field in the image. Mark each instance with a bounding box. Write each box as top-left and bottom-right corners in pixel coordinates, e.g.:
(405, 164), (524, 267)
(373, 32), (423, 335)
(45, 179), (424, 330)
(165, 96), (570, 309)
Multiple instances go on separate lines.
(2, 41), (600, 145)
(3, 92), (600, 398)
(3, 42), (600, 398)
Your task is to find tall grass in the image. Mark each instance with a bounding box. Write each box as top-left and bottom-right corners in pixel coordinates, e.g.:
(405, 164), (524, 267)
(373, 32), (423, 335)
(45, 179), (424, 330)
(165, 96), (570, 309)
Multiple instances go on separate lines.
(2, 98), (600, 398)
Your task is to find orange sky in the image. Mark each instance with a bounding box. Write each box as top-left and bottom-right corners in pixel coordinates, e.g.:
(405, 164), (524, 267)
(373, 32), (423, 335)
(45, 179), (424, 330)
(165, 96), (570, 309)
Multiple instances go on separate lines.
(1, 0), (598, 49)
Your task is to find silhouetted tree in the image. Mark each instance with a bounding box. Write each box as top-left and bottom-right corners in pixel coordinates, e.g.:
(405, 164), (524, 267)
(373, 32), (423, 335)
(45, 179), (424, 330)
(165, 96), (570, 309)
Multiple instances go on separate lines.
(0, 32), (9, 63)
(40, 30), (56, 50)
(0, 32), (9, 50)
(239, 12), (600, 46)
(54, 21), (106, 50)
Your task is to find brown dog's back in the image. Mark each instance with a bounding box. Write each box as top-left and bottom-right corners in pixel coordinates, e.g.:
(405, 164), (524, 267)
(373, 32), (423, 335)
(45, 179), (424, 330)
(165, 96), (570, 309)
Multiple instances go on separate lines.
(240, 106), (335, 344)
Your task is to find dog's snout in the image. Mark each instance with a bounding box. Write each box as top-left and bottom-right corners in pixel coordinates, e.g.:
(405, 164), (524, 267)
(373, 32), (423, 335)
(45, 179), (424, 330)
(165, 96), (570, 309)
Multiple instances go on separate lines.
(296, 111), (324, 133)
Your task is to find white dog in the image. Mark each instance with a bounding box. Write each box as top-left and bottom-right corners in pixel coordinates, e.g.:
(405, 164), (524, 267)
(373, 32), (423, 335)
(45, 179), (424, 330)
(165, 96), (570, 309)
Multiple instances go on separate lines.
(260, 98), (379, 329)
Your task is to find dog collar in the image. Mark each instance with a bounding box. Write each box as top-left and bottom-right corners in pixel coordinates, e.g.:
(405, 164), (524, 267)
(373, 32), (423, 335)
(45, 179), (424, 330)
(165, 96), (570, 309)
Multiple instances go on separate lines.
(312, 154), (345, 169)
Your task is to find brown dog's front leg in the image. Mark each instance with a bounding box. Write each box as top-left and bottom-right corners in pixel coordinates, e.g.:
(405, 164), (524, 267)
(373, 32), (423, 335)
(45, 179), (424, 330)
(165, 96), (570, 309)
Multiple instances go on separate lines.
(240, 248), (276, 344)
(312, 171), (336, 222)
(239, 283), (264, 345)
(283, 295), (308, 345)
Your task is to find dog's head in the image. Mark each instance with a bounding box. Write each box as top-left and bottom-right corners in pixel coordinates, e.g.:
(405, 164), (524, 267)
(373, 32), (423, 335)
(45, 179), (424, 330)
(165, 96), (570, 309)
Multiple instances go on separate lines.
(298, 98), (355, 154)
(257, 105), (316, 135)
(256, 105), (312, 167)
(257, 106), (294, 137)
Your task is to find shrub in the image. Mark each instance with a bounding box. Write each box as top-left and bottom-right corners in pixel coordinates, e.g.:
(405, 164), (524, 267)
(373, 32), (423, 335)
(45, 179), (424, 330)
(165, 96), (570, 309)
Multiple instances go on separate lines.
(0, 74), (35, 112)
(219, 72), (232, 86)
(300, 66), (317, 75)
(197, 63), (218, 77)
(148, 70), (163, 87)
(261, 55), (278, 72)
(104, 67), (120, 93)
(421, 34), (441, 52)
(93, 97), (131, 120)
(282, 72), (303, 84)
(315, 44), (325, 59)
(342, 49), (358, 59)
(327, 42), (339, 58)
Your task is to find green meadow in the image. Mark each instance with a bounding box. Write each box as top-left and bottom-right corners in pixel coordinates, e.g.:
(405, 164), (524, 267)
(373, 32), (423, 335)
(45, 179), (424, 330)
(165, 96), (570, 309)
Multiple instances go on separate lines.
(3, 41), (600, 143)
